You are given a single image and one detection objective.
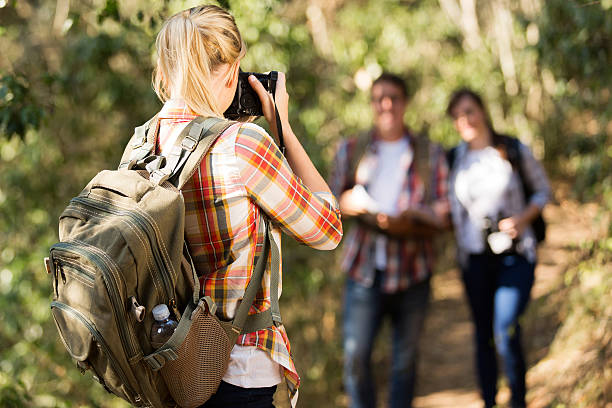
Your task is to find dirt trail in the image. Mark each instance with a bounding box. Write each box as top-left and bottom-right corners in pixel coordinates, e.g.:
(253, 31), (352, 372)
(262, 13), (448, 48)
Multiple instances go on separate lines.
(412, 194), (602, 408)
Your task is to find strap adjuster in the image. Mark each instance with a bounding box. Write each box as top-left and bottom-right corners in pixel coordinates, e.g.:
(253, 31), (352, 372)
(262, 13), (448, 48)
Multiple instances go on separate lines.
(181, 135), (198, 151)
(150, 168), (171, 185)
(131, 125), (147, 148)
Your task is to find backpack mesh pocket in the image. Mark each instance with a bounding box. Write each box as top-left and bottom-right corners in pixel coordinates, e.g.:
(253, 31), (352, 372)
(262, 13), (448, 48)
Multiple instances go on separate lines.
(160, 304), (233, 408)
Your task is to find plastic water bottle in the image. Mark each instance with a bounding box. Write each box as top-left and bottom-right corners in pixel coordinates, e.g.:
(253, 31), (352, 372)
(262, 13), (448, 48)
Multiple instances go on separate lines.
(150, 304), (178, 348)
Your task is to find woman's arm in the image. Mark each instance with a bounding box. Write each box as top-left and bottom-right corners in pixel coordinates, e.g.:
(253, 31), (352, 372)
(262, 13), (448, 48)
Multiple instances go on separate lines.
(499, 143), (550, 238)
(234, 124), (342, 250)
(248, 73), (331, 194)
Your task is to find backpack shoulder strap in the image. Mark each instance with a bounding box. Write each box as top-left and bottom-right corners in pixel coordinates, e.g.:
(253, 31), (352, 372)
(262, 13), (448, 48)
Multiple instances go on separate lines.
(347, 130), (372, 185)
(234, 220), (282, 334)
(171, 118), (281, 332)
(447, 145), (458, 170)
(493, 134), (532, 194)
(172, 118), (235, 189)
(492, 133), (520, 168)
(413, 126), (433, 204)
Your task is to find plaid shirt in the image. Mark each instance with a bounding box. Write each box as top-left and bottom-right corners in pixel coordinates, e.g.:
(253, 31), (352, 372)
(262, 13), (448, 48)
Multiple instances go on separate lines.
(156, 99), (342, 404)
(329, 130), (448, 293)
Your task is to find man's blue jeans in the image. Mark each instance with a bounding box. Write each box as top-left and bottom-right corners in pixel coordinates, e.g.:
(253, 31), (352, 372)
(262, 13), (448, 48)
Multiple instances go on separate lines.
(343, 274), (430, 408)
(462, 253), (534, 408)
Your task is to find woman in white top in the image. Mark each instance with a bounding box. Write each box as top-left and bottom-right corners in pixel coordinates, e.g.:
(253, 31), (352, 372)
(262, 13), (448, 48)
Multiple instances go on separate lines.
(446, 88), (550, 408)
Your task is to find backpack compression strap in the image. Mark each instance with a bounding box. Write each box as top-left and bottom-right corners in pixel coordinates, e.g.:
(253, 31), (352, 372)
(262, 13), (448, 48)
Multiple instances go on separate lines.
(118, 115), (159, 169)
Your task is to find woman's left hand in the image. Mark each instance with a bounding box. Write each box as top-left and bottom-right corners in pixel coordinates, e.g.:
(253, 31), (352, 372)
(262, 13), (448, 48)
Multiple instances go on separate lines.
(248, 72), (290, 143)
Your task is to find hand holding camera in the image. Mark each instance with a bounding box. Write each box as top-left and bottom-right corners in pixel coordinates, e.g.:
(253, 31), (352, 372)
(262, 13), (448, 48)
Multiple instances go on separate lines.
(224, 69), (332, 196)
(484, 215), (522, 254)
(223, 70), (290, 149)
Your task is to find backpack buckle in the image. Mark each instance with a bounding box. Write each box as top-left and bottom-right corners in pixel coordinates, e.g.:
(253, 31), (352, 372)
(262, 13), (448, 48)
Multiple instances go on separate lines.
(150, 169), (171, 185)
(145, 156), (166, 174)
(181, 135), (198, 152)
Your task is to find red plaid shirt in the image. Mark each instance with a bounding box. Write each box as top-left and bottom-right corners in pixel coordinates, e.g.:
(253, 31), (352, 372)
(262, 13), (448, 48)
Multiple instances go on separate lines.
(329, 130), (448, 292)
(156, 100), (342, 403)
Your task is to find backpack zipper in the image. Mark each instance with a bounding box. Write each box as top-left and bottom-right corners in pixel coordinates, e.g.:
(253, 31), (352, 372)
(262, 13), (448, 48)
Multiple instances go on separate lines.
(51, 242), (141, 362)
(69, 197), (177, 314)
(52, 256), (95, 287)
(50, 301), (140, 401)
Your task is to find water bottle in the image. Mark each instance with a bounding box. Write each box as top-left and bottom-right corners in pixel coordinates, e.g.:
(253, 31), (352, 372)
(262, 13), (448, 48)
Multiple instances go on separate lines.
(150, 304), (178, 348)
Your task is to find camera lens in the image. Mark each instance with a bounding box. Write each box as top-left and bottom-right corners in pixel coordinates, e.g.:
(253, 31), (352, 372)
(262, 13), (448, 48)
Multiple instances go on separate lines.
(241, 93), (257, 109)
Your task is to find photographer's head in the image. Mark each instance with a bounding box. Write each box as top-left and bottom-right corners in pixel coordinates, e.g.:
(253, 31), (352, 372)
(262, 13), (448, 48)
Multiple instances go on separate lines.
(371, 73), (408, 140)
(153, 5), (246, 117)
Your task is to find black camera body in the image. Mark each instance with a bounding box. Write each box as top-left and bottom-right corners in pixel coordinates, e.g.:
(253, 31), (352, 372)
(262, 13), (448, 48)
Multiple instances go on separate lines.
(224, 71), (278, 119)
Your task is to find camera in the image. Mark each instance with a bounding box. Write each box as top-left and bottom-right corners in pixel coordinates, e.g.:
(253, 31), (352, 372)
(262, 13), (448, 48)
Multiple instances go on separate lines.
(483, 216), (515, 255)
(224, 71), (278, 119)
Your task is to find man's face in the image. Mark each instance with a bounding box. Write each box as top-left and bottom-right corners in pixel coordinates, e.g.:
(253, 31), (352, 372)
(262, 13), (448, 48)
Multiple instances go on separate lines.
(371, 81), (407, 134)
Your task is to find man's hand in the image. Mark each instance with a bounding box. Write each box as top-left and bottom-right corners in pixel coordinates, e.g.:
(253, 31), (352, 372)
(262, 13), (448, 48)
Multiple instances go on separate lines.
(375, 213), (413, 237)
(374, 208), (447, 239)
(339, 189), (368, 217)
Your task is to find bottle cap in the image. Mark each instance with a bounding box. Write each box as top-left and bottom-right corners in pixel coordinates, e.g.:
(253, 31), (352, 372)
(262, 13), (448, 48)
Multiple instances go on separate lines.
(152, 304), (170, 321)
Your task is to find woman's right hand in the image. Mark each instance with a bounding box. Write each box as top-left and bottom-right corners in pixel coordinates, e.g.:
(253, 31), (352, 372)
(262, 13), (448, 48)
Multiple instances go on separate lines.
(339, 189), (368, 217)
(248, 72), (290, 143)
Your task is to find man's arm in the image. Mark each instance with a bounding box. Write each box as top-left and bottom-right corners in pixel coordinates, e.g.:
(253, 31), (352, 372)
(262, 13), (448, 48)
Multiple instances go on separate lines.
(368, 143), (451, 239)
(359, 207), (448, 240)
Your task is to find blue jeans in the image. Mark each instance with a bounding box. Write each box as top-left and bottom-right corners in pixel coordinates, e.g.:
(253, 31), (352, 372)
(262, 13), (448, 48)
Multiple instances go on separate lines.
(462, 253), (534, 408)
(343, 273), (430, 408)
(199, 381), (276, 408)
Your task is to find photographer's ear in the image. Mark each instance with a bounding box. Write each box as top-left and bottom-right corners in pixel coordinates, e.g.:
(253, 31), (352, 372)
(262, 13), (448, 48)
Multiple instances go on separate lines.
(226, 60), (241, 89)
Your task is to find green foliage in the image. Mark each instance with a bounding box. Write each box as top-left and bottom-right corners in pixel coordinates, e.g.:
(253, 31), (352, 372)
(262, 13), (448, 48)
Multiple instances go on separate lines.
(0, 75), (44, 139)
(534, 0), (612, 200)
(533, 237), (612, 407)
(0, 0), (610, 406)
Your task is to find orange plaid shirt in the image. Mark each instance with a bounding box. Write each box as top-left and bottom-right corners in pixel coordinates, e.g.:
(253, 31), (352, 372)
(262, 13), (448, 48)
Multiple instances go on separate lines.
(156, 99), (342, 403)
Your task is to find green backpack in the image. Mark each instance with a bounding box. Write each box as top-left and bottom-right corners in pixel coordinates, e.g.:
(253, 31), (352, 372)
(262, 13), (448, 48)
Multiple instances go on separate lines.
(45, 116), (280, 407)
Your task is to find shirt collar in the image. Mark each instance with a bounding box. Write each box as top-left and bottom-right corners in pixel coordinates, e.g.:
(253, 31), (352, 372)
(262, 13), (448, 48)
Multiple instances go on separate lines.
(159, 98), (197, 121)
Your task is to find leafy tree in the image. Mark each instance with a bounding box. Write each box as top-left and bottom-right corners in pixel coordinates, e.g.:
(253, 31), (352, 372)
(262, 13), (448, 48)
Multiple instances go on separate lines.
(0, 0), (609, 406)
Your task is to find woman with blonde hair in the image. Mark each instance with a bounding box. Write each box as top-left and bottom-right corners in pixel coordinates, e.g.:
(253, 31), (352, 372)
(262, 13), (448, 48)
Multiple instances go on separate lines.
(146, 5), (342, 407)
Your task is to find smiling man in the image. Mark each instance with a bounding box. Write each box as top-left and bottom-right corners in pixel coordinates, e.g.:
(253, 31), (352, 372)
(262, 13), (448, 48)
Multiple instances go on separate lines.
(329, 72), (450, 408)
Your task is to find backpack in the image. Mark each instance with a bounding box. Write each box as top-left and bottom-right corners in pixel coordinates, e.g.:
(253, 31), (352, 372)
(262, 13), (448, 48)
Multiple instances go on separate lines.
(446, 134), (546, 243)
(45, 116), (279, 408)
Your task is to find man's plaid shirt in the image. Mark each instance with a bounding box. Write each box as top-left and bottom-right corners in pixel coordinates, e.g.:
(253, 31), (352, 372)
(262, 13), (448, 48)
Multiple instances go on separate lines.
(156, 100), (343, 403)
(329, 130), (449, 293)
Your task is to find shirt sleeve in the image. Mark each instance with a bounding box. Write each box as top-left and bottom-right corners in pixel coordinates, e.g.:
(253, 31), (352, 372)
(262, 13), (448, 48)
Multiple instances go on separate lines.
(518, 143), (550, 209)
(234, 123), (343, 250)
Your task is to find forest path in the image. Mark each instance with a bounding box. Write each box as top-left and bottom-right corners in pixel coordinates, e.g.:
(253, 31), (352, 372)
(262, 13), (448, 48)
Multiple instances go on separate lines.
(412, 188), (602, 408)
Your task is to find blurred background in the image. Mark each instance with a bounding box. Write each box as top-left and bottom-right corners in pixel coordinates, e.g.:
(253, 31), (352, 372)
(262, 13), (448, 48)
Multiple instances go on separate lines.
(0, 0), (610, 407)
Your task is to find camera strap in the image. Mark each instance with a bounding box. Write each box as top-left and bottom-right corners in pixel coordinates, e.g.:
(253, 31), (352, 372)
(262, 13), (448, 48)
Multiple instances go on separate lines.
(272, 92), (285, 156)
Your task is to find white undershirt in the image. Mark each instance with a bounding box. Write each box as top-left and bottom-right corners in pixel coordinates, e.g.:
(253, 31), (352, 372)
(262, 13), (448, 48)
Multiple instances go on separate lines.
(222, 345), (283, 388)
(454, 146), (513, 254)
(367, 138), (411, 270)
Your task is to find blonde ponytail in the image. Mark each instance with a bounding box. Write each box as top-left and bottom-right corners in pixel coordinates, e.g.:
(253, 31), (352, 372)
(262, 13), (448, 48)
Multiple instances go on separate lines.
(153, 5), (246, 117)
